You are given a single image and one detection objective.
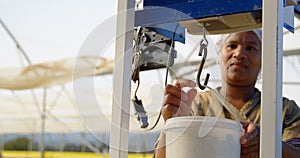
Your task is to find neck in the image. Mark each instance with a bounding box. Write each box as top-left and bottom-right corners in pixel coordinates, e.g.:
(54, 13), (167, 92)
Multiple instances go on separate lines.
(220, 82), (256, 109)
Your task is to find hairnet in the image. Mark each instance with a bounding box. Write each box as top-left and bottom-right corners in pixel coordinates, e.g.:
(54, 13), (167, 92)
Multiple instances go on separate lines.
(216, 29), (262, 54)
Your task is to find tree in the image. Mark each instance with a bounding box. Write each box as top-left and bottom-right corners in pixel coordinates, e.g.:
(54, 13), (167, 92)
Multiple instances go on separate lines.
(4, 136), (38, 150)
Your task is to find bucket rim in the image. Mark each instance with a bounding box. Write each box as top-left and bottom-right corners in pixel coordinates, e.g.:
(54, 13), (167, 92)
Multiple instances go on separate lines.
(164, 116), (243, 132)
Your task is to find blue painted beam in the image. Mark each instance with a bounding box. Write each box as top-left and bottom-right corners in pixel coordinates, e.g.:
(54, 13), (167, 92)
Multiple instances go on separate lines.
(144, 0), (187, 7)
(136, 0), (262, 26)
(147, 22), (186, 43)
(136, 0), (262, 43)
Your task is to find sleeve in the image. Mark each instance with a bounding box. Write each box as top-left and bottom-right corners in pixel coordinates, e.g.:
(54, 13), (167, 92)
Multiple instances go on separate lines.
(282, 98), (300, 141)
(286, 138), (300, 149)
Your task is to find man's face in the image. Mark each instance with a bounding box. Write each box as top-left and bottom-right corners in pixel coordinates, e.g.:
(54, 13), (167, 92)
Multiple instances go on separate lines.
(219, 31), (261, 87)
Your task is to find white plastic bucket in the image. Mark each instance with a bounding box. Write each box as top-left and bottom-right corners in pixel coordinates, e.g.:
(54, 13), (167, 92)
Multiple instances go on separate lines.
(164, 116), (243, 158)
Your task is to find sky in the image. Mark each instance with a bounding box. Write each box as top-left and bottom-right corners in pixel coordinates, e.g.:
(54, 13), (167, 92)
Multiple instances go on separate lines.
(0, 0), (121, 134)
(0, 0), (118, 67)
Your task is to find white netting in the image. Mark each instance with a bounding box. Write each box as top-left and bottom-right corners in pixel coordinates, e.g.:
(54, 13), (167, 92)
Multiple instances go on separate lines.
(0, 56), (114, 90)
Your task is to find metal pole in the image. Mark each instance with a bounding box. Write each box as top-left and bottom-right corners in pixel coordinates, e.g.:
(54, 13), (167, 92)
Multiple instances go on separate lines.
(59, 133), (65, 152)
(260, 0), (284, 157)
(109, 0), (135, 157)
(0, 133), (3, 151)
(0, 18), (32, 65)
(81, 132), (86, 152)
(40, 88), (47, 158)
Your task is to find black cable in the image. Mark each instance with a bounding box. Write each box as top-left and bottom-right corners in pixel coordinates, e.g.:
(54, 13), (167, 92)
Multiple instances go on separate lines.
(165, 23), (180, 87)
(148, 23), (180, 130)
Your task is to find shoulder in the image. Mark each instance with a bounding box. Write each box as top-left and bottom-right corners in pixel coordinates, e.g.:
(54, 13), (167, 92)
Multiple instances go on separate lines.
(283, 97), (300, 111)
(282, 97), (300, 117)
(282, 97), (300, 140)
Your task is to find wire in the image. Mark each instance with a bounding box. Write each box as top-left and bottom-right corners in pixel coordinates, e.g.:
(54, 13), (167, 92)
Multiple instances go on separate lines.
(202, 23), (208, 46)
(147, 23), (180, 130)
(164, 23), (180, 87)
(205, 85), (244, 133)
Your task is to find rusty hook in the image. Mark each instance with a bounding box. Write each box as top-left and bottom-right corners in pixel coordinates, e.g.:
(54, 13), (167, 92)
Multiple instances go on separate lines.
(196, 39), (210, 90)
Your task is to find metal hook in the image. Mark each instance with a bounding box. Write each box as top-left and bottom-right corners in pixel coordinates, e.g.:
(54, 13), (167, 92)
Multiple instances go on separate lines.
(196, 39), (210, 90)
(202, 23), (208, 46)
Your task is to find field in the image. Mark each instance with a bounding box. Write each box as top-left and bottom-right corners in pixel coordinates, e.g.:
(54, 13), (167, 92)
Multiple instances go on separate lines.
(1, 151), (152, 158)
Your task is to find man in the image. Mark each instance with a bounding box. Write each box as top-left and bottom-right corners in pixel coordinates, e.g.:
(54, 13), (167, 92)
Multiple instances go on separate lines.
(155, 30), (300, 158)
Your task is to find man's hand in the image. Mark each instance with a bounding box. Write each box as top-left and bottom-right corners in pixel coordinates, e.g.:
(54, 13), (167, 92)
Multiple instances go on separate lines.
(240, 122), (260, 158)
(162, 79), (197, 121)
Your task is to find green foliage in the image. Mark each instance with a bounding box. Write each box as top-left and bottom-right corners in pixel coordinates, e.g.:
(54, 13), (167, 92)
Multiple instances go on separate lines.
(4, 136), (38, 150)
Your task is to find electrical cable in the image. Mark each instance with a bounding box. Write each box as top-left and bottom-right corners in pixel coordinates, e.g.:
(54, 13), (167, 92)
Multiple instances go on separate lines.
(147, 23), (180, 130)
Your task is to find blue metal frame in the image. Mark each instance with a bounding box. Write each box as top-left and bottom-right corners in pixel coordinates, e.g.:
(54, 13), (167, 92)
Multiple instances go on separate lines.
(136, 0), (262, 26)
(147, 22), (185, 43)
(144, 0), (186, 7)
(136, 0), (262, 43)
(136, 1), (299, 44)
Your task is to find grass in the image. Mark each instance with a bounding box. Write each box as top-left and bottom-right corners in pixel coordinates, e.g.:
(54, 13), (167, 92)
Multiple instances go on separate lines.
(1, 151), (153, 158)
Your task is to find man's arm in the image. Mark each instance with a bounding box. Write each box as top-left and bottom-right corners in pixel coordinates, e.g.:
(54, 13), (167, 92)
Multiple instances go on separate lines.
(241, 122), (300, 157)
(154, 79), (197, 158)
